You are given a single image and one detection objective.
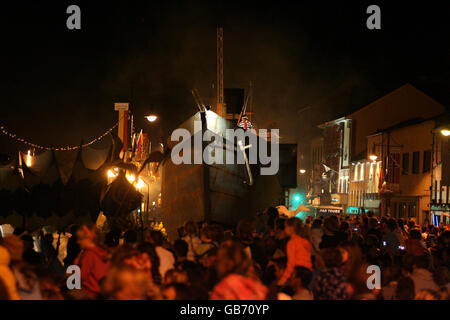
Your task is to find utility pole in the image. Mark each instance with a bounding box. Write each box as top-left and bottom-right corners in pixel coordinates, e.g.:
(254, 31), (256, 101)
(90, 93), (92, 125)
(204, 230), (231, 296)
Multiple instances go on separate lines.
(216, 27), (225, 117)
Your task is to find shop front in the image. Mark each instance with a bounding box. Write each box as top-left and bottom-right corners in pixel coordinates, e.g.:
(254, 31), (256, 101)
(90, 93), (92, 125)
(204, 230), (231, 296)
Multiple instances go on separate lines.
(431, 204), (450, 227)
(312, 205), (344, 217)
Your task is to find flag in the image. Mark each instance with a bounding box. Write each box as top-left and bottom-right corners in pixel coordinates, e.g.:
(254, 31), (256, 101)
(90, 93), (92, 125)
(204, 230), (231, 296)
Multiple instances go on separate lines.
(137, 130), (143, 155)
(378, 167), (384, 190)
(131, 133), (137, 154)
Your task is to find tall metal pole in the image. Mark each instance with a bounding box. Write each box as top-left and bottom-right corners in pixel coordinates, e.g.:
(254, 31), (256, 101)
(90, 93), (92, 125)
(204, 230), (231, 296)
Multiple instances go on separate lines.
(216, 27), (225, 117)
(430, 130), (435, 225)
(201, 111), (211, 222)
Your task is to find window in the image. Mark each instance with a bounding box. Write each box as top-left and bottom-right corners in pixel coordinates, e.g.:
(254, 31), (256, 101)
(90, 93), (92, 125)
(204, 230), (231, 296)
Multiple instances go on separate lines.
(389, 153), (400, 183)
(408, 202), (417, 218)
(412, 151), (420, 174)
(399, 202), (407, 218)
(353, 163), (364, 181)
(423, 150), (431, 173)
(402, 153), (409, 175)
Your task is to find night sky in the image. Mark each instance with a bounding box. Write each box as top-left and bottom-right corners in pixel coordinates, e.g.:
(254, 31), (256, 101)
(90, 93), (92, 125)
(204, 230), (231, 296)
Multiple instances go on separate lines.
(1, 1), (449, 165)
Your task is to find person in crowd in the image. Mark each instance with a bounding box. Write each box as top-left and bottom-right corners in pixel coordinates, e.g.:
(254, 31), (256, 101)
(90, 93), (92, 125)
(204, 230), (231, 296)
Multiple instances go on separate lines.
(274, 218), (289, 249)
(312, 247), (349, 300)
(149, 230), (175, 278)
(20, 235), (40, 265)
(39, 232), (65, 277)
(101, 265), (158, 300)
(310, 219), (323, 256)
(2, 235), (42, 300)
(382, 218), (402, 256)
(163, 269), (189, 285)
(0, 245), (20, 300)
(394, 276), (416, 300)
(210, 241), (268, 300)
(278, 218), (312, 286)
(64, 225), (80, 268)
(397, 218), (408, 237)
(407, 219), (417, 233)
(320, 217), (341, 249)
(339, 241), (363, 287)
(74, 225), (110, 298)
(194, 225), (217, 259)
(0, 277), (12, 300)
(35, 268), (64, 300)
(409, 255), (439, 294)
(209, 224), (225, 246)
(338, 221), (351, 242)
(137, 242), (162, 285)
(290, 266), (313, 300)
(415, 288), (442, 300)
(406, 229), (428, 257)
(173, 239), (197, 272)
(182, 221), (201, 262)
(173, 239), (188, 264)
(366, 217), (382, 247)
(161, 283), (194, 300)
(104, 229), (121, 249)
(123, 230), (138, 245)
(236, 219), (255, 260)
(263, 257), (287, 299)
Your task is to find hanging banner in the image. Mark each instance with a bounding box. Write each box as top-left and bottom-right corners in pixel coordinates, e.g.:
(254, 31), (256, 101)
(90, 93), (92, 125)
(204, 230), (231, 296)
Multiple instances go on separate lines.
(115, 103), (129, 152)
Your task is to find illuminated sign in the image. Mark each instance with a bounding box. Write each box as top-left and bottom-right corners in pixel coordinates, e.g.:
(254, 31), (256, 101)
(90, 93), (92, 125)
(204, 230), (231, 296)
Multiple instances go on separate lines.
(319, 208), (342, 214)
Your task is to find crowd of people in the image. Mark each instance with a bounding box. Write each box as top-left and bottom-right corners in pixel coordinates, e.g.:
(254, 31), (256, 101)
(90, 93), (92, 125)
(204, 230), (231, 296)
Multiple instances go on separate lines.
(0, 208), (449, 300)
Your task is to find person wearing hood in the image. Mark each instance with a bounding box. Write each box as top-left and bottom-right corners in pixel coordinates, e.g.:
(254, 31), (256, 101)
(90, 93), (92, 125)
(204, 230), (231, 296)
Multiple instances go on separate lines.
(0, 245), (20, 300)
(74, 225), (110, 298)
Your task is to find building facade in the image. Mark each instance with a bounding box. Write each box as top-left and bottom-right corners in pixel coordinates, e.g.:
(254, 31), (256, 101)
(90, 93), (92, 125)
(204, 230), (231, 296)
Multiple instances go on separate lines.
(366, 119), (435, 224)
(431, 115), (450, 226)
(313, 84), (446, 223)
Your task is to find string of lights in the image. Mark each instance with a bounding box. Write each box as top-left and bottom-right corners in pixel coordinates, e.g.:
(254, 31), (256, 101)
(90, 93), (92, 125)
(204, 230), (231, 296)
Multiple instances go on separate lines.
(0, 121), (119, 151)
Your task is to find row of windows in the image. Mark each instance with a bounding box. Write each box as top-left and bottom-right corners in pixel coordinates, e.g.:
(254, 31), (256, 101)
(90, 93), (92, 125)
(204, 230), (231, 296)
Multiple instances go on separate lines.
(401, 150), (431, 175)
(338, 177), (349, 193)
(391, 201), (417, 219)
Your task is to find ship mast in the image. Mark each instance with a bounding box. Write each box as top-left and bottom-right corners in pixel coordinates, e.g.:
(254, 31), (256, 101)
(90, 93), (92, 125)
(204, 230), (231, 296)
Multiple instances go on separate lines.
(216, 27), (225, 117)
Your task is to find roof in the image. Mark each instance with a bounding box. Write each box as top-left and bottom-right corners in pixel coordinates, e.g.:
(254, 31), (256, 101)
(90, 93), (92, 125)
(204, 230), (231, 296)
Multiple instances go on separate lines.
(368, 116), (438, 136)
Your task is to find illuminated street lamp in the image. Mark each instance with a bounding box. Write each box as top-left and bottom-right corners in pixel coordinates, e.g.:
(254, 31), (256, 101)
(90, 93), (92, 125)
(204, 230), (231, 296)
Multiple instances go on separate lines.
(369, 154), (378, 161)
(107, 170), (116, 178)
(441, 129), (450, 137)
(26, 150), (32, 167)
(299, 169), (306, 174)
(136, 177), (145, 190)
(126, 173), (136, 183)
(145, 115), (158, 122)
